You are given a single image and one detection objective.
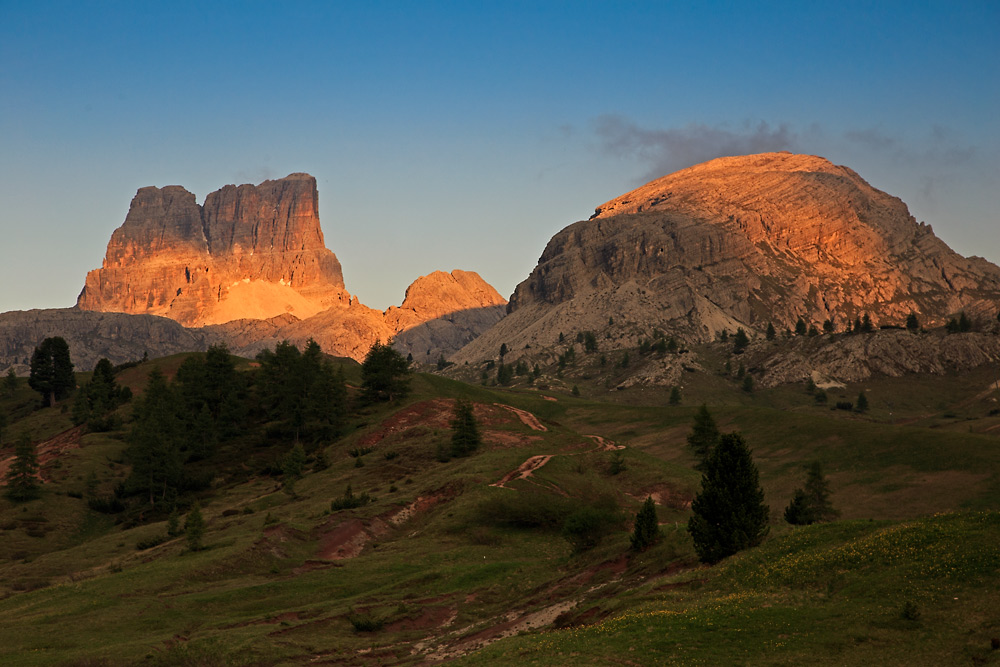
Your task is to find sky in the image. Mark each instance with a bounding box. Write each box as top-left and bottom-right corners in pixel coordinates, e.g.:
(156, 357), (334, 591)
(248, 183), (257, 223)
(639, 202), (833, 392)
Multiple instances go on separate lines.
(1, 1), (998, 313)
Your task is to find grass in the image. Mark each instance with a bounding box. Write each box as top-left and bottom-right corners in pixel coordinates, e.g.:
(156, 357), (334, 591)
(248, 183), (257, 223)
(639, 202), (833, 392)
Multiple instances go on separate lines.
(1, 355), (999, 664)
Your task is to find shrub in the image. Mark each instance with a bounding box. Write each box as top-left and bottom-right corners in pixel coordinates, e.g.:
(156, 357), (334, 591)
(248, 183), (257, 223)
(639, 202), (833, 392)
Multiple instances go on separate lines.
(347, 611), (384, 632)
(562, 501), (623, 552)
(330, 485), (372, 511)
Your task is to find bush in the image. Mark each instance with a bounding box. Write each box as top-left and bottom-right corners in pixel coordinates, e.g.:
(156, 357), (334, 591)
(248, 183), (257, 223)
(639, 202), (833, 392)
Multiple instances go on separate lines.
(562, 502), (623, 552)
(330, 485), (372, 511)
(347, 611), (384, 632)
(136, 535), (167, 551)
(476, 490), (572, 530)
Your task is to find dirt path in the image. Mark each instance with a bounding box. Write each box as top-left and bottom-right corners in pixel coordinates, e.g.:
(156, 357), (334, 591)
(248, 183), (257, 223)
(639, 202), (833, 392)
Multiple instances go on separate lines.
(490, 434), (624, 490)
(490, 455), (554, 489)
(494, 404), (547, 431)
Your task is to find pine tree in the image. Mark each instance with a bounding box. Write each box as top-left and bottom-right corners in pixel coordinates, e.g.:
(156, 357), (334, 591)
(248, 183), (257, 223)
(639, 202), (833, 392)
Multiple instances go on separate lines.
(687, 433), (770, 564)
(906, 312), (920, 331)
(795, 318), (807, 336)
(861, 313), (874, 332)
(784, 462), (838, 525)
(282, 443), (307, 493)
(687, 404), (720, 470)
(823, 318), (835, 334)
(765, 322), (776, 341)
(360, 340), (410, 403)
(28, 337), (75, 407)
(855, 391), (869, 413)
(126, 368), (184, 508)
(732, 328), (749, 354)
(3, 368), (17, 397)
(669, 386), (682, 405)
(450, 400), (481, 457)
(958, 311), (972, 332)
(630, 496), (661, 552)
(4, 433), (40, 501)
(185, 503), (205, 551)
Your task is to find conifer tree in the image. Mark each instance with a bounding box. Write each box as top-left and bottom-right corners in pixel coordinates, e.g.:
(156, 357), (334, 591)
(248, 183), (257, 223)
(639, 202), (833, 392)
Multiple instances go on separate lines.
(450, 399), (481, 457)
(687, 404), (720, 470)
(669, 386), (682, 405)
(855, 391), (869, 413)
(906, 312), (920, 331)
(3, 368), (17, 397)
(282, 442), (307, 491)
(765, 322), (776, 341)
(360, 340), (410, 403)
(784, 462), (838, 525)
(732, 328), (749, 354)
(630, 496), (661, 552)
(185, 503), (205, 551)
(687, 433), (770, 564)
(28, 337), (74, 407)
(0, 411), (6, 445)
(861, 313), (874, 332)
(795, 318), (807, 336)
(958, 311), (972, 332)
(4, 432), (39, 501)
(126, 368), (184, 508)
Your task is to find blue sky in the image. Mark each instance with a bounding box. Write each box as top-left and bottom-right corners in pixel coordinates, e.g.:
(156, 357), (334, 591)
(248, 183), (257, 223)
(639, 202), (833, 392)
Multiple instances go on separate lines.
(2, 1), (997, 312)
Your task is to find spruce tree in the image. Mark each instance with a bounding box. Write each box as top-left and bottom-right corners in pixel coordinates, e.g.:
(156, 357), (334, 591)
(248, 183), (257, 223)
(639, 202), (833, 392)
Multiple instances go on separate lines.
(3, 368), (17, 397)
(958, 311), (972, 332)
(630, 496), (661, 552)
(28, 337), (75, 407)
(732, 328), (749, 354)
(687, 404), (720, 470)
(282, 443), (307, 493)
(126, 368), (184, 508)
(4, 433), (40, 501)
(784, 462), (838, 525)
(669, 386), (682, 405)
(855, 391), (869, 413)
(185, 503), (205, 551)
(765, 322), (776, 341)
(360, 340), (410, 403)
(450, 399), (481, 457)
(795, 318), (807, 336)
(687, 433), (769, 564)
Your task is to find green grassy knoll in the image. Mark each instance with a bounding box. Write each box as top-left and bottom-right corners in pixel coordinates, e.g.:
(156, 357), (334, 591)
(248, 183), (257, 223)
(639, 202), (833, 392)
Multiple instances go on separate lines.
(464, 511), (1000, 665)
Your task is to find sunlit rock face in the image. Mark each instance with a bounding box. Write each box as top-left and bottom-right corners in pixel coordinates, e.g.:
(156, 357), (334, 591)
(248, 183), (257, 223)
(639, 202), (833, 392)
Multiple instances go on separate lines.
(77, 174), (348, 326)
(457, 152), (1000, 360)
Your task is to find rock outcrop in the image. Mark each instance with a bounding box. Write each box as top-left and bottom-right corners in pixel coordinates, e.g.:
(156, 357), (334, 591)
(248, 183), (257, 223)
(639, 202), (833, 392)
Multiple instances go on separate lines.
(0, 309), (217, 375)
(213, 270), (507, 364)
(455, 152), (1000, 363)
(77, 174), (348, 327)
(71, 174), (507, 363)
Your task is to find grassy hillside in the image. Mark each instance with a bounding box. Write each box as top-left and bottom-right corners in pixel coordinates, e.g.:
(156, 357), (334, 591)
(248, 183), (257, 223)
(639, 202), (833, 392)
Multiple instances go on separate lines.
(1, 350), (998, 665)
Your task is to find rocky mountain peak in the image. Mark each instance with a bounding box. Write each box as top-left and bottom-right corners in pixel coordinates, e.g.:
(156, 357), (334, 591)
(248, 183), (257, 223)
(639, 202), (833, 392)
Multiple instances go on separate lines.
(77, 174), (347, 327)
(459, 152), (1000, 363)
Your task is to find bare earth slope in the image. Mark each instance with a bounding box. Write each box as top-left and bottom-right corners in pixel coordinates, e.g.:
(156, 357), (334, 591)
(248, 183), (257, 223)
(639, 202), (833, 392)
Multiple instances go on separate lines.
(456, 152), (1000, 363)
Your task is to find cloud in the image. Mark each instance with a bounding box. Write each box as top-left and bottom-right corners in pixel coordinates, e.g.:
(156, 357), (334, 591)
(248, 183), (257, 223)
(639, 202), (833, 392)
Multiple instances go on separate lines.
(594, 115), (800, 180)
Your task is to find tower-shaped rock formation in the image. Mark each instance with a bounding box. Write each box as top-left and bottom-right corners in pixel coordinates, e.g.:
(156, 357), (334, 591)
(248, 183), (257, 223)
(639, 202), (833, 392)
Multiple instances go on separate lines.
(77, 174), (348, 326)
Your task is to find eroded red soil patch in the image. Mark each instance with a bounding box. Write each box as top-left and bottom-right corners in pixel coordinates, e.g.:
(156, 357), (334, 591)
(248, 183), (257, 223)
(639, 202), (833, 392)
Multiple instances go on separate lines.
(0, 426), (82, 483)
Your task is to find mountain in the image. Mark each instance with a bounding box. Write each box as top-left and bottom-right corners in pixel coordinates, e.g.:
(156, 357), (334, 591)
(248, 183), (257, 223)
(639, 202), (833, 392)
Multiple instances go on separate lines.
(455, 152), (1000, 363)
(48, 174), (506, 365)
(77, 174), (348, 327)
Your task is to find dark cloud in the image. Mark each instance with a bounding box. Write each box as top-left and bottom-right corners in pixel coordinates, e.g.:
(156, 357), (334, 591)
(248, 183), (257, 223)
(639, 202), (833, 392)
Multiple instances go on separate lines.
(594, 115), (799, 181)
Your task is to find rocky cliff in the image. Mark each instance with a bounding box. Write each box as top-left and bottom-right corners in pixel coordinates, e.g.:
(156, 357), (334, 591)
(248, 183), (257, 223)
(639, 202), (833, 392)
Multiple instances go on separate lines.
(455, 152), (1000, 363)
(77, 174), (348, 327)
(71, 174), (506, 363)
